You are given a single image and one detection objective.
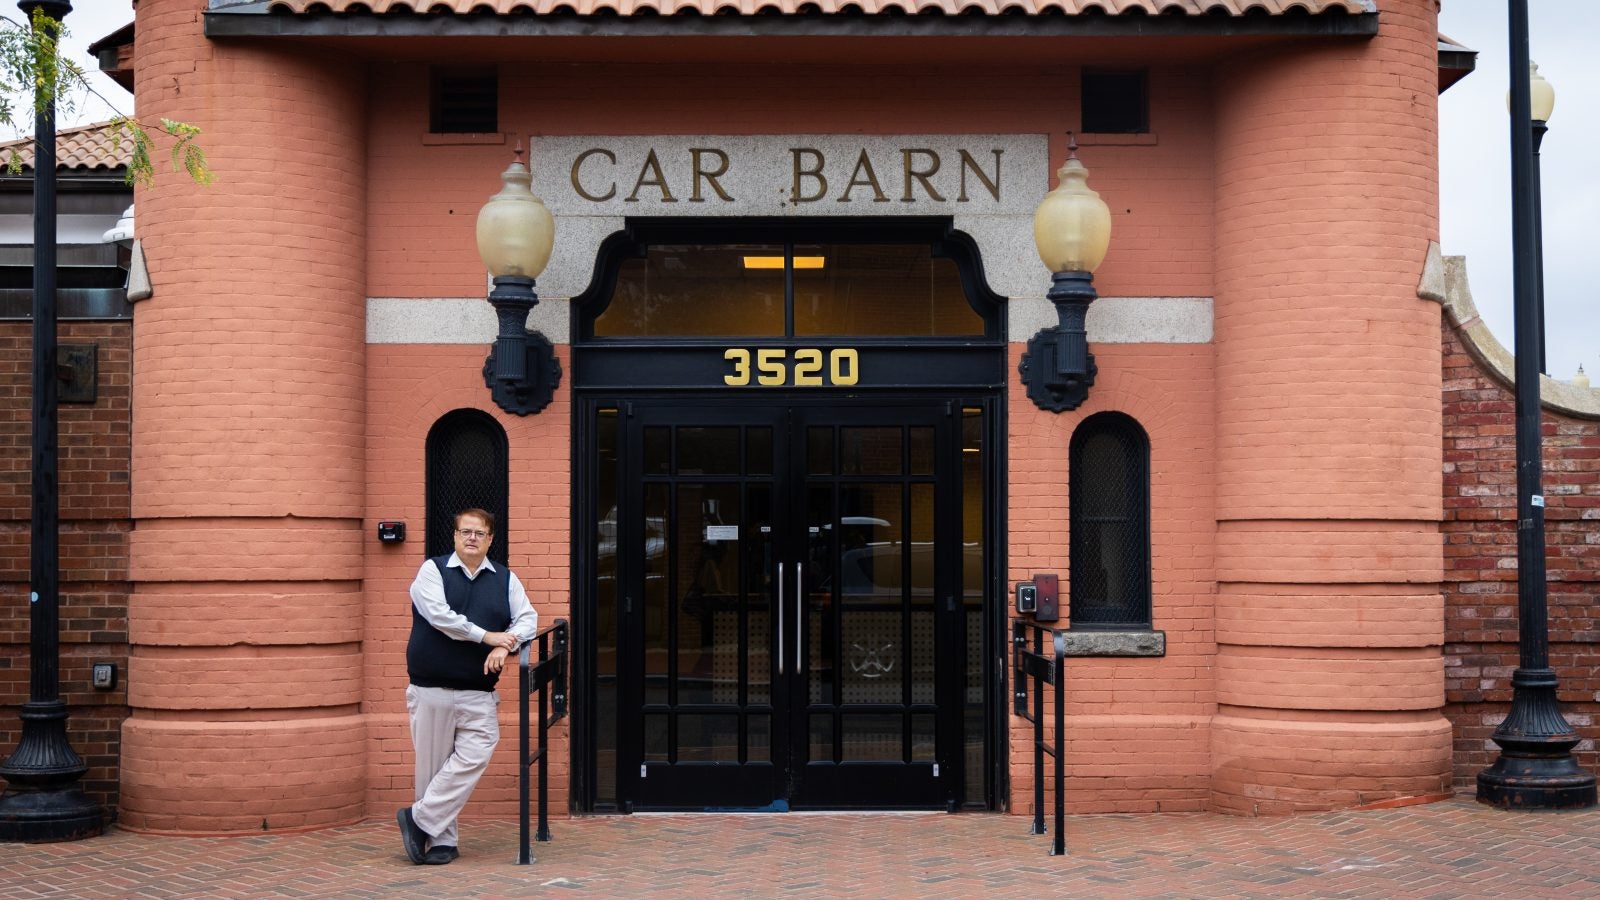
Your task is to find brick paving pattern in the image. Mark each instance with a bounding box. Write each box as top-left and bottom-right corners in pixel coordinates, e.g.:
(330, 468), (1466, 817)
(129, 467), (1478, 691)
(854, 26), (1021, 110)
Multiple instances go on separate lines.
(2, 798), (1598, 897)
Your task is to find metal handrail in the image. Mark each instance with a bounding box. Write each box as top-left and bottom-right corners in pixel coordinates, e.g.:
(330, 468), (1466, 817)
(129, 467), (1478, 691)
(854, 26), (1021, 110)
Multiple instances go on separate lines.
(518, 618), (569, 865)
(1013, 618), (1066, 856)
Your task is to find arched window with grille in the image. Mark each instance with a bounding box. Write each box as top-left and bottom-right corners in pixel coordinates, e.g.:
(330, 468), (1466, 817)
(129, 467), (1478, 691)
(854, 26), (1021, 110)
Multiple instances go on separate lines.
(1069, 412), (1151, 629)
(426, 409), (510, 565)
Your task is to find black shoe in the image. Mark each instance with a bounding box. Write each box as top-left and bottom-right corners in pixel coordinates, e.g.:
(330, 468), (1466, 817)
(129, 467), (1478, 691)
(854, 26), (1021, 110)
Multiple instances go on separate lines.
(396, 807), (428, 865)
(423, 845), (458, 865)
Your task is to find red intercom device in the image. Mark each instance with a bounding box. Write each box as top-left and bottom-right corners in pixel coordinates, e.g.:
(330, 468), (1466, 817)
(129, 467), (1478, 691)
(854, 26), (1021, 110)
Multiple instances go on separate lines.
(1033, 573), (1060, 622)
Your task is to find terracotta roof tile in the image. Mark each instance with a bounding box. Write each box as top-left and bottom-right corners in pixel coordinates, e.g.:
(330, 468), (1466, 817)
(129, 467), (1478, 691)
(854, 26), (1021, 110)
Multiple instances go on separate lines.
(254, 0), (1373, 16)
(0, 121), (133, 172)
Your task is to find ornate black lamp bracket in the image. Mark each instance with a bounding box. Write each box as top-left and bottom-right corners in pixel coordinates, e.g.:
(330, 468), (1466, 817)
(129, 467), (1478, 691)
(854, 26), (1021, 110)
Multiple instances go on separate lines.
(482, 275), (563, 416)
(1019, 270), (1098, 413)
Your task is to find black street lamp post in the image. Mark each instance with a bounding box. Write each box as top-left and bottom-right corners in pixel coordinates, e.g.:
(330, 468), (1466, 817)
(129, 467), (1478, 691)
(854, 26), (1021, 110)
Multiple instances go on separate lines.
(1475, 0), (1597, 810)
(1531, 115), (1546, 376)
(0, 0), (104, 841)
(1520, 62), (1554, 376)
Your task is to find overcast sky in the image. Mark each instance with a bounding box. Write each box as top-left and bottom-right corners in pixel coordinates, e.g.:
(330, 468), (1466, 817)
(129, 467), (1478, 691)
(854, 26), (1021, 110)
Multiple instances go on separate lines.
(1439, 1), (1598, 382)
(40, 3), (1600, 381)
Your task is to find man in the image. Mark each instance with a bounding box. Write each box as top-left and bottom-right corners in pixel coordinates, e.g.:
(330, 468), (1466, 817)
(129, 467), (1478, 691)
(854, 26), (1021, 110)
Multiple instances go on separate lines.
(397, 508), (537, 865)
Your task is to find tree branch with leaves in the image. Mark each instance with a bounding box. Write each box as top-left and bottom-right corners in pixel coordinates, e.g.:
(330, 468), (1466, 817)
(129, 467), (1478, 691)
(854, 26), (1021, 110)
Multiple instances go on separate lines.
(0, 7), (210, 186)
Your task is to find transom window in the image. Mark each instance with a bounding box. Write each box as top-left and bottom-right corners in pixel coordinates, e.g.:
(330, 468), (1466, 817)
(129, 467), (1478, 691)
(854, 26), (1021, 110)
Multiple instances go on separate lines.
(588, 223), (991, 340)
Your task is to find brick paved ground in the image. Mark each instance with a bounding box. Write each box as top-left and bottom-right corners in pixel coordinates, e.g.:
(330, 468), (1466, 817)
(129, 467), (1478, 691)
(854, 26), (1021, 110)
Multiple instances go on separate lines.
(2, 797), (1597, 898)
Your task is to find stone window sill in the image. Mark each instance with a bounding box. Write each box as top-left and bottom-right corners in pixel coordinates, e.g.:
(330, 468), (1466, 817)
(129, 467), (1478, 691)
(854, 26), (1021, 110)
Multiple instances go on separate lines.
(421, 132), (506, 146)
(1059, 629), (1165, 657)
(1075, 132), (1158, 147)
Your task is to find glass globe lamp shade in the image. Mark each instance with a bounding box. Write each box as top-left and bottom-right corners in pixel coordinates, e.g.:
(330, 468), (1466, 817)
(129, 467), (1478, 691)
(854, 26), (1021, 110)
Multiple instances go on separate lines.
(475, 156), (555, 279)
(1033, 154), (1112, 274)
(1529, 62), (1555, 122)
(1507, 61), (1556, 123)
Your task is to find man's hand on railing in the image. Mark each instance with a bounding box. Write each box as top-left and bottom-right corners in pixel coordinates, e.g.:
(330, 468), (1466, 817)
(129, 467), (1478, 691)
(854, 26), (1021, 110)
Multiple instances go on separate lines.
(482, 631), (518, 651)
(485, 646), (510, 674)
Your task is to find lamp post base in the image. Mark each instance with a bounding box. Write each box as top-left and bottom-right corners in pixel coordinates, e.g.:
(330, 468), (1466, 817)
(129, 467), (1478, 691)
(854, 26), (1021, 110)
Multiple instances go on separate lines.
(1477, 755), (1597, 810)
(0, 786), (103, 843)
(0, 701), (103, 842)
(1476, 671), (1597, 810)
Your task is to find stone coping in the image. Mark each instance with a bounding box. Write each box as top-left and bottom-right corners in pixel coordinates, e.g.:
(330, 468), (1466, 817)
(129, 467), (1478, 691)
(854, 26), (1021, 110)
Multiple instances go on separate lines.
(1420, 241), (1600, 421)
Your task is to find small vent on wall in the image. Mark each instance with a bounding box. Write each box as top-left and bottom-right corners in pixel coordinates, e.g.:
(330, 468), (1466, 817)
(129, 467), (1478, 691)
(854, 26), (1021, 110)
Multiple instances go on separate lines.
(431, 66), (499, 134)
(1081, 69), (1148, 135)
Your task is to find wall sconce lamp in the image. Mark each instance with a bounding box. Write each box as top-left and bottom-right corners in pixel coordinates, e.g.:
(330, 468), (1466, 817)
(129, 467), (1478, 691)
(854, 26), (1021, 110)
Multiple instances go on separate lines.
(1019, 137), (1112, 413)
(475, 147), (561, 416)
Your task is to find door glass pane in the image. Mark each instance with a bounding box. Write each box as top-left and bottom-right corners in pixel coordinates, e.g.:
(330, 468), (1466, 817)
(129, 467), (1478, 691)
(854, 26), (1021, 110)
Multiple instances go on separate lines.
(842, 610), (901, 704)
(792, 244), (982, 337)
(747, 484), (773, 705)
(676, 483), (741, 706)
(842, 713), (902, 762)
(810, 713), (835, 764)
(912, 714), (936, 762)
(962, 407), (985, 805)
(909, 482), (935, 704)
(595, 409), (619, 806)
(841, 427), (901, 475)
(644, 714), (668, 761)
(747, 426), (773, 476)
(678, 714), (740, 762)
(807, 485), (836, 706)
(595, 244), (785, 337)
(909, 426), (935, 476)
(643, 484), (669, 705)
(644, 426), (670, 475)
(749, 714), (770, 763)
(910, 611), (934, 705)
(840, 484), (902, 602)
(678, 427), (738, 475)
(807, 426), (833, 476)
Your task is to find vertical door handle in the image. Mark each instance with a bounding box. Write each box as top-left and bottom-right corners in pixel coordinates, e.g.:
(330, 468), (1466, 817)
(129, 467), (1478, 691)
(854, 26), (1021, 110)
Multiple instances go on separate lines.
(795, 563), (804, 674)
(777, 562), (785, 676)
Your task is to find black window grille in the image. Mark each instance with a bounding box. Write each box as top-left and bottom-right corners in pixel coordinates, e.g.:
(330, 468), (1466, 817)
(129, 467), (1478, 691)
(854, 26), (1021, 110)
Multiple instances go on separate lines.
(426, 409), (510, 565)
(430, 66), (498, 134)
(1069, 412), (1151, 629)
(1081, 69), (1149, 135)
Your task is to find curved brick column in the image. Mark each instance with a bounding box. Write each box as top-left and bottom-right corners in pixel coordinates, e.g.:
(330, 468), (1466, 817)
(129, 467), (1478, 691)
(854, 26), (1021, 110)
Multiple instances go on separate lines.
(122, 0), (368, 832)
(1209, 0), (1450, 814)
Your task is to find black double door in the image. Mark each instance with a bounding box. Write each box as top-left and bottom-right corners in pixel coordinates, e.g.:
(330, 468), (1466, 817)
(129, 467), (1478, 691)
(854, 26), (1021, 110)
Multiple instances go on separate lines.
(615, 400), (968, 810)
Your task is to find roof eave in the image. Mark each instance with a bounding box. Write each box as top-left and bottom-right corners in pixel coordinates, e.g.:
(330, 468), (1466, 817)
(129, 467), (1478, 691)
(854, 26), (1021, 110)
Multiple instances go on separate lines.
(204, 10), (1380, 41)
(1437, 36), (1476, 95)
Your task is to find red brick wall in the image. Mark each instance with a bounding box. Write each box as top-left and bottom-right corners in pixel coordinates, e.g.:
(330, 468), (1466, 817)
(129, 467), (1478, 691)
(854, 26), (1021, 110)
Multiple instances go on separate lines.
(1006, 342), (1218, 815)
(1206, 0), (1451, 815)
(0, 321), (132, 814)
(1442, 321), (1600, 786)
(364, 344), (572, 820)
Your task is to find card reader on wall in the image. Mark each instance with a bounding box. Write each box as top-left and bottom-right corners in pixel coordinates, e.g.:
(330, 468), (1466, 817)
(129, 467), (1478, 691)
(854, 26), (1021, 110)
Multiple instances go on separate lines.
(1015, 581), (1037, 614)
(1032, 573), (1060, 622)
(377, 521), (406, 543)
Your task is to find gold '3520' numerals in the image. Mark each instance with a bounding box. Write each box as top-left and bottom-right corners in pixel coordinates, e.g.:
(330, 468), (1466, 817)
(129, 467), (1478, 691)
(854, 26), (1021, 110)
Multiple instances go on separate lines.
(723, 348), (860, 387)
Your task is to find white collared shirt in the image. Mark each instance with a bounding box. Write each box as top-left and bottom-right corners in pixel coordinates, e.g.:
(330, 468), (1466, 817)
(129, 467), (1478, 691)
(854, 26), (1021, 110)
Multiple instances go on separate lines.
(409, 552), (539, 647)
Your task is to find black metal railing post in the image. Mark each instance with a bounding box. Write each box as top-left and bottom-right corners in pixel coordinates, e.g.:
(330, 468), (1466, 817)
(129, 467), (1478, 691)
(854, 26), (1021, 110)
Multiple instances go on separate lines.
(518, 619), (569, 865)
(1013, 619), (1066, 856)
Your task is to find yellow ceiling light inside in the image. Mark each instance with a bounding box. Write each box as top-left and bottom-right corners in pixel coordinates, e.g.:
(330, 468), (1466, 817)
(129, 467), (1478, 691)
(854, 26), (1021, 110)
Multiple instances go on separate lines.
(742, 256), (825, 270)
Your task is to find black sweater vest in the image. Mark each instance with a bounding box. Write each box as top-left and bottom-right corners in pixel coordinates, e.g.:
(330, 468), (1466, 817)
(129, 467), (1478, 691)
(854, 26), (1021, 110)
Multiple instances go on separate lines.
(406, 555), (513, 691)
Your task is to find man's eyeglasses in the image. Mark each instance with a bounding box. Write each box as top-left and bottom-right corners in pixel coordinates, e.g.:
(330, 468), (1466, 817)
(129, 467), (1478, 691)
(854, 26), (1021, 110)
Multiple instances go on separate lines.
(456, 528), (490, 540)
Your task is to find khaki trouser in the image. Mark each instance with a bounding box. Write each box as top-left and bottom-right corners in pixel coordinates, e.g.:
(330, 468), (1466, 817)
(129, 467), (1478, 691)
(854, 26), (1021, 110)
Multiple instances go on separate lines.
(407, 684), (499, 848)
